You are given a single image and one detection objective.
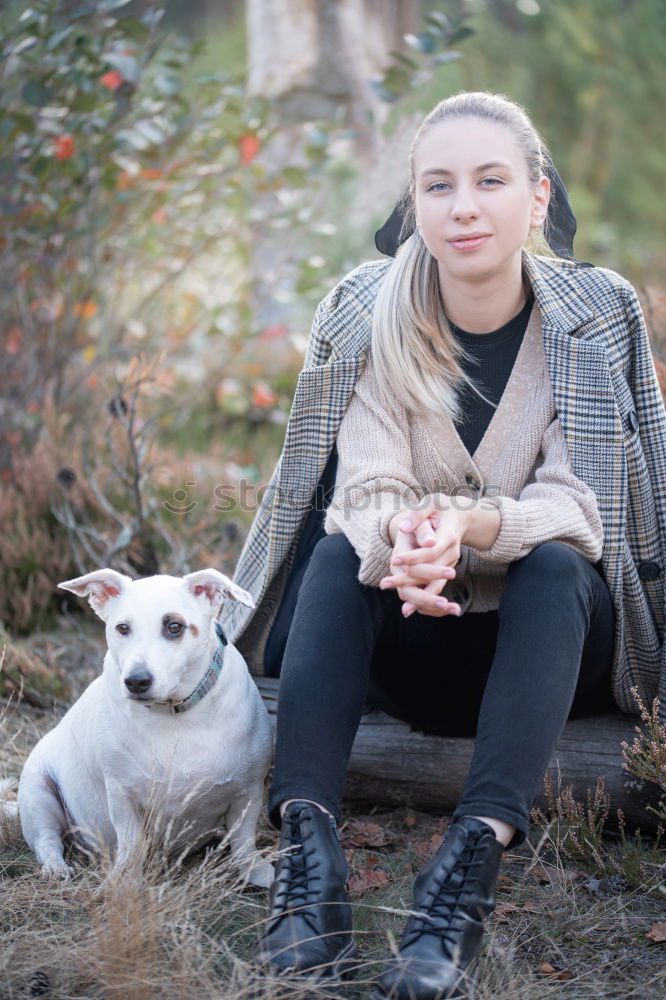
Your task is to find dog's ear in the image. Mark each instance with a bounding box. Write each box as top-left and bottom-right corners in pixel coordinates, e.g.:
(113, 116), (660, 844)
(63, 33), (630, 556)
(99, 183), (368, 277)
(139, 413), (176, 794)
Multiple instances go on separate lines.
(183, 569), (255, 615)
(58, 569), (132, 621)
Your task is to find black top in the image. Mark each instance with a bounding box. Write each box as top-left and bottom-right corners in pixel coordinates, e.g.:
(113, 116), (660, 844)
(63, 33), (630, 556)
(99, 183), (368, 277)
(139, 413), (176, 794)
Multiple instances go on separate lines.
(450, 292), (534, 457)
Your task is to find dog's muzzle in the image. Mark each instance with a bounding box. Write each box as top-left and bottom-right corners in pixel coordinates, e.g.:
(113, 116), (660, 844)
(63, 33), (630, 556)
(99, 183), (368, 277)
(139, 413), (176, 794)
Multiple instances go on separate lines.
(124, 670), (153, 697)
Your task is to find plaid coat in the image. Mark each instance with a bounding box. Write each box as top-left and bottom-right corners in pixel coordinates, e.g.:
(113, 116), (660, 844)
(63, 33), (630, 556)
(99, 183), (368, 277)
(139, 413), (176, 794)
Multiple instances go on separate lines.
(219, 249), (666, 721)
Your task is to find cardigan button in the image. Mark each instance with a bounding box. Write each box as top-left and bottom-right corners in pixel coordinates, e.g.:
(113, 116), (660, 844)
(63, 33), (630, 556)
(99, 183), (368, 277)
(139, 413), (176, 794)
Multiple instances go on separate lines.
(465, 474), (480, 491)
(626, 410), (639, 434)
(638, 561), (661, 581)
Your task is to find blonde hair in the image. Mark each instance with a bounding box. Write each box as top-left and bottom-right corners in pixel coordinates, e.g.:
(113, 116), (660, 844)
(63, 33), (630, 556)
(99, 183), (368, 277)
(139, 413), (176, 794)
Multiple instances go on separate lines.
(372, 90), (555, 423)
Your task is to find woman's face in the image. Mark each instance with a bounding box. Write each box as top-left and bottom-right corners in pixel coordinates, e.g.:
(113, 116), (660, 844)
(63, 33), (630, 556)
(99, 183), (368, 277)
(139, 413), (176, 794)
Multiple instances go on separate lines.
(412, 116), (550, 282)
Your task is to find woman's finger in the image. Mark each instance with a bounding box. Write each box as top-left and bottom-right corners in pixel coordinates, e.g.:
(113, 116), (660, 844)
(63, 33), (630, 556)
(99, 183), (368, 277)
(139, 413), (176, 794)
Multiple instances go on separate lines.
(402, 576), (454, 616)
(400, 582), (461, 617)
(394, 539), (460, 569)
(414, 515), (438, 548)
(395, 499), (438, 537)
(381, 563), (454, 587)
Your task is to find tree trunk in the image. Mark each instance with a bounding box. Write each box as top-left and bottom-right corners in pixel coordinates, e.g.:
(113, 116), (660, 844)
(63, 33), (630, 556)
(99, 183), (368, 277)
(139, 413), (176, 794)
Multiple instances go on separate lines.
(247, 0), (418, 150)
(255, 677), (663, 834)
(245, 0), (418, 329)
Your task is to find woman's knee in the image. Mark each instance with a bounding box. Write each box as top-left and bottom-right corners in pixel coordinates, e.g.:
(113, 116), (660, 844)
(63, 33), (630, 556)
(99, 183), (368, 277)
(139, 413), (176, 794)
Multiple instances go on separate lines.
(309, 531), (360, 573)
(507, 541), (589, 582)
(501, 542), (596, 610)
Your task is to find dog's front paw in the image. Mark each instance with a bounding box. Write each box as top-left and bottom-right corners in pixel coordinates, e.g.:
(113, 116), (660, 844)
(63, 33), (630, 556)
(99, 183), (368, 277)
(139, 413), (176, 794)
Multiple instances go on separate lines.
(40, 860), (74, 881)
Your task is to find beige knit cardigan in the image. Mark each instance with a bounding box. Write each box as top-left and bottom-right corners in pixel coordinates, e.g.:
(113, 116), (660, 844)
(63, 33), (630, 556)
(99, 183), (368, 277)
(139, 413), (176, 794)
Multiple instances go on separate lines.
(323, 299), (605, 613)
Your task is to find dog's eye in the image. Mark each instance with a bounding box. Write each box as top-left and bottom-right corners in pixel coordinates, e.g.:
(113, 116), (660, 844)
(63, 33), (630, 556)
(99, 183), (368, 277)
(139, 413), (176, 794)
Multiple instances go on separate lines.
(116, 623), (130, 636)
(168, 621), (183, 635)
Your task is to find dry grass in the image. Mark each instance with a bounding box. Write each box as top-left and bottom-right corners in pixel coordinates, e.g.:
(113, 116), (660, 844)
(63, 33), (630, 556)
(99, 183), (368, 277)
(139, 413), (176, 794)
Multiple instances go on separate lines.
(0, 819), (285, 999)
(2, 810), (663, 1000)
(1, 647), (665, 1000)
(0, 369), (265, 641)
(344, 825), (666, 1000)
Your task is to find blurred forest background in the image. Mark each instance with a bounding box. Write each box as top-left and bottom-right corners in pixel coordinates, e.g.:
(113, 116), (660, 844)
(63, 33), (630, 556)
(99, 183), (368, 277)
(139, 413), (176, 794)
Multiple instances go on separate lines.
(1, 0), (665, 685)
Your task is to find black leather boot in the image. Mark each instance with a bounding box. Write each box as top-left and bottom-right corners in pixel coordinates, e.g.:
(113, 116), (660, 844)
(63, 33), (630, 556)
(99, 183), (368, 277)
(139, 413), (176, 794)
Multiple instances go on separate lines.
(371, 816), (505, 1000)
(254, 801), (358, 981)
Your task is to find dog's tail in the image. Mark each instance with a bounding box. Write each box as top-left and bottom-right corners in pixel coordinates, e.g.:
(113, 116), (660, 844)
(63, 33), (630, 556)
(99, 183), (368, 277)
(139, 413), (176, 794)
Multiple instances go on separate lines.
(0, 777), (19, 820)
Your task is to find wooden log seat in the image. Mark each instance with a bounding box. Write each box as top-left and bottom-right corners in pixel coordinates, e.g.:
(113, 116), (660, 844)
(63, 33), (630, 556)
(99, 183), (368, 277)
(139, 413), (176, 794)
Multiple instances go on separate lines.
(255, 676), (663, 834)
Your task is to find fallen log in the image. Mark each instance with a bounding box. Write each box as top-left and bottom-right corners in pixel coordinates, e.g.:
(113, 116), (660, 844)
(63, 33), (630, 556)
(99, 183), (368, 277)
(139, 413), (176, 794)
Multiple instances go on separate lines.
(255, 677), (663, 834)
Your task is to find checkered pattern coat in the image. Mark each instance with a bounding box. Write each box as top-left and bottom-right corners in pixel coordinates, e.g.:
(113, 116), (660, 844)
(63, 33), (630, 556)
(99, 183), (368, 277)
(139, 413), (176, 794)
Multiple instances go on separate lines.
(219, 249), (666, 721)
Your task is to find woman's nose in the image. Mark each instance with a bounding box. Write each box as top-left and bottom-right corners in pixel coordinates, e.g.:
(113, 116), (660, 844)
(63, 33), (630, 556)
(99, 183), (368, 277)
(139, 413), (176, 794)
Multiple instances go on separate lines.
(451, 185), (480, 220)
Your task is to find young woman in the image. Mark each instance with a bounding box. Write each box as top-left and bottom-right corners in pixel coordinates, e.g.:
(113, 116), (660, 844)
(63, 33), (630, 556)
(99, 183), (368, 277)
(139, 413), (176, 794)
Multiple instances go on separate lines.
(223, 91), (666, 999)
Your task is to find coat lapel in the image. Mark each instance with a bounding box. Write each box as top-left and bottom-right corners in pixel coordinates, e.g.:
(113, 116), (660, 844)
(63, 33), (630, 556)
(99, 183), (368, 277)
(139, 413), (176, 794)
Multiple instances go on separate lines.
(523, 251), (627, 590)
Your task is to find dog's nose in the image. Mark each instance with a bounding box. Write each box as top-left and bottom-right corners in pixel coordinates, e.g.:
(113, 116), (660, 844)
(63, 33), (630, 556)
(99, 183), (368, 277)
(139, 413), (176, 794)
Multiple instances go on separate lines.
(124, 670), (153, 695)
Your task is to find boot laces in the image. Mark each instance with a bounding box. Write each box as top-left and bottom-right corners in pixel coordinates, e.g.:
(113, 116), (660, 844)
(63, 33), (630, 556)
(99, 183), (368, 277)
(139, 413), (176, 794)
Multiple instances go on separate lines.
(402, 838), (487, 955)
(271, 809), (323, 935)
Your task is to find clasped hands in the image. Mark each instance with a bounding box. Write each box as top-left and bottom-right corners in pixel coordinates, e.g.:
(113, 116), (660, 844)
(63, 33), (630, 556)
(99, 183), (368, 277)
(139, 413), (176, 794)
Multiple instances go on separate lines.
(379, 493), (470, 619)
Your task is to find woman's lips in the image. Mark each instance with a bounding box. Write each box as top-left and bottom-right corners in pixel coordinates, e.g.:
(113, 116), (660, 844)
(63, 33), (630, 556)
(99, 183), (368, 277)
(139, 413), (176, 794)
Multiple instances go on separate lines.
(448, 235), (492, 252)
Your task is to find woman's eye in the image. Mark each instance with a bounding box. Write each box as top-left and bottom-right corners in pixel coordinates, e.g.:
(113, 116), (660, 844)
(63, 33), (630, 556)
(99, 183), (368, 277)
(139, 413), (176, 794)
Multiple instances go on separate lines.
(116, 623), (130, 636)
(426, 178), (503, 192)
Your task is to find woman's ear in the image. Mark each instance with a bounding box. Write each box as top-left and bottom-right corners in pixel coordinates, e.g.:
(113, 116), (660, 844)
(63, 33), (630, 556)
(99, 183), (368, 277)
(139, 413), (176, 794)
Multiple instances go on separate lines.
(530, 175), (551, 228)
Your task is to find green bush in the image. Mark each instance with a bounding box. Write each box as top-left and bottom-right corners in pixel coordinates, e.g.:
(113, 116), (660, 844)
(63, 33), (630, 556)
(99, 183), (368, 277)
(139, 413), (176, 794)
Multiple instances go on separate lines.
(0, 0), (335, 635)
(0, 0), (279, 450)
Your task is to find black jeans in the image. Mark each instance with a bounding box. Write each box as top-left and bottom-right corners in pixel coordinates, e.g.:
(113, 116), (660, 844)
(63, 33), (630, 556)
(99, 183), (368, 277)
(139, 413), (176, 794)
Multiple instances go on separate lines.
(268, 533), (616, 849)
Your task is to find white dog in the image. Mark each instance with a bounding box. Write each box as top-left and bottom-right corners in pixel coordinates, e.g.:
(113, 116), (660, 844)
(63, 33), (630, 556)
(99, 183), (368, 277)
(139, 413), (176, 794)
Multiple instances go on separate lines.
(17, 568), (274, 887)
